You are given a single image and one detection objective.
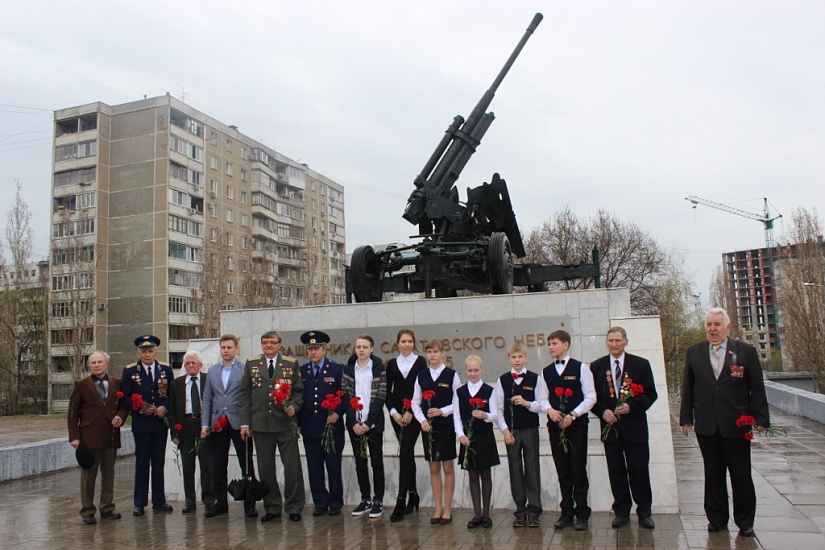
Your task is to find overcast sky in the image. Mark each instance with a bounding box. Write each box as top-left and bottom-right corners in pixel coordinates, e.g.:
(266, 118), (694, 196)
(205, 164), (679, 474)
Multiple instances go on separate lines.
(2, 1), (823, 303)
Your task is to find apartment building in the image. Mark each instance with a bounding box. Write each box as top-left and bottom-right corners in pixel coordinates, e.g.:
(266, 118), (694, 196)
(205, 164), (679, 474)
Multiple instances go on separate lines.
(49, 95), (346, 410)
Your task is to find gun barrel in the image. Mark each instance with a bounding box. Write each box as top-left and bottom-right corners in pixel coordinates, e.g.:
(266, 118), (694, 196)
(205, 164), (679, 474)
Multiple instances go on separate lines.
(490, 13), (543, 94)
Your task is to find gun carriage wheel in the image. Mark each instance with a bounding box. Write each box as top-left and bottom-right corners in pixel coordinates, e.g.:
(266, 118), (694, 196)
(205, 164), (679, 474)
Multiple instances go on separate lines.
(488, 232), (514, 294)
(351, 245), (384, 303)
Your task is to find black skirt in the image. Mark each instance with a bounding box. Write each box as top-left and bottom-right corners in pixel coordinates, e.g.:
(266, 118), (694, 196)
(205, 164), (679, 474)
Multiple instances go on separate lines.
(422, 424), (457, 462)
(459, 428), (500, 470)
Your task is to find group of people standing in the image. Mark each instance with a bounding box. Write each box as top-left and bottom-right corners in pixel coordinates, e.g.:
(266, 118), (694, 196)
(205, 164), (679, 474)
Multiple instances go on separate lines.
(67, 306), (769, 539)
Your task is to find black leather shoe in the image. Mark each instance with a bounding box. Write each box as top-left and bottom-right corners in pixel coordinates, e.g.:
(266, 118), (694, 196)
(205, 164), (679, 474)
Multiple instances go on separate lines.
(152, 503), (173, 513)
(612, 515), (630, 528)
(329, 508), (341, 516)
(289, 513), (302, 522)
(205, 506), (228, 518)
(574, 518), (589, 531)
(708, 523), (726, 533)
(480, 516), (493, 528)
(553, 516), (573, 529)
(245, 508), (258, 518)
(182, 505), (195, 514)
(739, 527), (755, 537)
(467, 517), (483, 529)
(82, 515), (96, 525)
(101, 510), (121, 520)
(261, 512), (280, 523)
(133, 507), (145, 517)
(640, 517), (655, 529)
(405, 492), (420, 514)
(312, 507), (328, 516)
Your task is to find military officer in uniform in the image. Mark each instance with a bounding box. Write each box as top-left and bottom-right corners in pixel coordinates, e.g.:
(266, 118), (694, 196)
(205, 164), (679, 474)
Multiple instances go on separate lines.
(298, 330), (345, 516)
(239, 330), (306, 523)
(121, 335), (175, 516)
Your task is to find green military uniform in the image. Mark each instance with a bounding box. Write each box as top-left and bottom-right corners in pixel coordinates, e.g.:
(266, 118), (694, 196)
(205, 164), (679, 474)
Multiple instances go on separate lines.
(239, 353), (305, 516)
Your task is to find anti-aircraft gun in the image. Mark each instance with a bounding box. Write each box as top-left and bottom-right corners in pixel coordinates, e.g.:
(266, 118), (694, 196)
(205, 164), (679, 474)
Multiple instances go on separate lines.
(348, 13), (600, 302)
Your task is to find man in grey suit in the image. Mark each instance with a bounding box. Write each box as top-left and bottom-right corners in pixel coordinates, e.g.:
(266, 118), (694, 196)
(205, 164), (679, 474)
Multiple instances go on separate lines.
(201, 334), (257, 518)
(240, 330), (306, 523)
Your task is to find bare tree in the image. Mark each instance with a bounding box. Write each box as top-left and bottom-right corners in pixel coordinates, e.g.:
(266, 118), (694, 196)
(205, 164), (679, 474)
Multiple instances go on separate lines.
(193, 231), (235, 339)
(49, 204), (97, 383)
(522, 207), (668, 315)
(708, 266), (742, 339)
(0, 183), (48, 414)
(776, 207), (825, 392)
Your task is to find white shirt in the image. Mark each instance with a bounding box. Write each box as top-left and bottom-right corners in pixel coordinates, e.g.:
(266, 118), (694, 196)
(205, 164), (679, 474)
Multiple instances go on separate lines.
(141, 362), (154, 379)
(453, 380), (499, 437)
(493, 368), (549, 433)
(396, 353), (418, 378)
(411, 364), (460, 423)
(354, 359), (373, 423)
(542, 356), (597, 418)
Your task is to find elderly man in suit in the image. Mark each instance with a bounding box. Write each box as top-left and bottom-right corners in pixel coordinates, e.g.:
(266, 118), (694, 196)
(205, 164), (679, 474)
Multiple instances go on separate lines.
(68, 351), (129, 525)
(201, 333), (257, 518)
(298, 330), (345, 517)
(168, 350), (215, 515)
(680, 307), (770, 538)
(591, 327), (658, 530)
(240, 330), (306, 523)
(121, 335), (175, 516)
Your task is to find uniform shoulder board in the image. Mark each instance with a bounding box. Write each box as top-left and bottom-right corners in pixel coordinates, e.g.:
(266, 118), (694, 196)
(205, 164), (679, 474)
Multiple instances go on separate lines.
(248, 356), (260, 362)
(158, 361), (170, 367)
(282, 355), (297, 363)
(124, 363), (138, 370)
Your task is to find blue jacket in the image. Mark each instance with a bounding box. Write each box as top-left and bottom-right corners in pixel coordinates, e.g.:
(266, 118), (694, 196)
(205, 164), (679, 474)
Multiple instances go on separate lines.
(298, 357), (345, 438)
(201, 358), (246, 431)
(121, 360), (174, 434)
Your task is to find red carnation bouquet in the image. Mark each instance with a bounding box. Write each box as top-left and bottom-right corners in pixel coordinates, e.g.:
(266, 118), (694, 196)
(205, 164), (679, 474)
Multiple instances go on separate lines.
(350, 396), (369, 458)
(192, 415), (229, 455)
(130, 393), (145, 411)
(270, 383), (299, 435)
(421, 389), (437, 459)
(735, 415), (787, 440)
(320, 390), (344, 454)
(554, 387), (575, 453)
(462, 397), (486, 468)
(601, 375), (644, 442)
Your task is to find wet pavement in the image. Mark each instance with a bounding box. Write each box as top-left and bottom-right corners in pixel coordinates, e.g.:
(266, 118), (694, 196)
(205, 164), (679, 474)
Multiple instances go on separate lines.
(2, 406), (824, 549)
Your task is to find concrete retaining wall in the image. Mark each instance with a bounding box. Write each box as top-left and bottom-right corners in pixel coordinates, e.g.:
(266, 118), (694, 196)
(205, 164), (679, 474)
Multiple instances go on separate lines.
(0, 432), (135, 482)
(765, 380), (825, 424)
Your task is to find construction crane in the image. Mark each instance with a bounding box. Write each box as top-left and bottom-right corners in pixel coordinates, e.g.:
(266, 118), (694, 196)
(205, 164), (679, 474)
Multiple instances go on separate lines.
(685, 196), (782, 249)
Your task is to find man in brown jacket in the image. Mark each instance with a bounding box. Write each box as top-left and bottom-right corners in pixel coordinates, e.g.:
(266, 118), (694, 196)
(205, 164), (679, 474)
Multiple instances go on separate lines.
(68, 351), (129, 524)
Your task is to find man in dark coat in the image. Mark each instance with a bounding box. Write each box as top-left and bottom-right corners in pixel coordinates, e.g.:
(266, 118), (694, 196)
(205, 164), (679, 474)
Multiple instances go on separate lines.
(591, 327), (658, 530)
(680, 307), (770, 538)
(68, 351), (129, 524)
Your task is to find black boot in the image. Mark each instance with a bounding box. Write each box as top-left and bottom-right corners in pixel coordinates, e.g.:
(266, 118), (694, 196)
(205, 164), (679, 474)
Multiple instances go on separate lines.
(405, 492), (420, 514)
(390, 498), (406, 523)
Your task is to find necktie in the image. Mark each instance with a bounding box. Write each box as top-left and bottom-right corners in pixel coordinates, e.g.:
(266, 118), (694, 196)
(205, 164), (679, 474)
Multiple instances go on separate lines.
(190, 376), (201, 415)
(313, 364), (319, 380)
(146, 364), (153, 380)
(711, 345), (722, 379)
(95, 378), (106, 403)
(555, 359), (564, 365)
(268, 359), (274, 379)
(614, 360), (622, 394)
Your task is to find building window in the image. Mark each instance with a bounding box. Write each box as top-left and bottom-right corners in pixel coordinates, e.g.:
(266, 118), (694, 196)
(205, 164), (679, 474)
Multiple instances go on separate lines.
(227, 280), (235, 294)
(241, 214), (248, 227)
(241, 191), (247, 204)
(241, 168), (247, 182)
(228, 256), (235, 270)
(241, 236), (248, 249)
(168, 296), (188, 314)
(210, 228), (218, 242)
(226, 139), (233, 152)
(226, 209), (234, 223)
(227, 233), (234, 246)
(226, 163), (233, 176)
(209, 203), (217, 218)
(169, 189), (187, 207)
(226, 186), (234, 199)
(210, 131), (218, 146)
(241, 147), (248, 160)
(210, 155), (218, 170)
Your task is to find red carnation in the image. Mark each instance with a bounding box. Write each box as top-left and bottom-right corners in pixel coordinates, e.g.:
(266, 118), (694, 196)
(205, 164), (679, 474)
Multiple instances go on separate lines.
(511, 372), (519, 380)
(116, 391), (124, 399)
(131, 393), (145, 411)
(421, 390), (436, 402)
(564, 388), (573, 398)
(350, 396), (364, 411)
(174, 423), (183, 431)
(402, 398), (412, 411)
(336, 389), (345, 397)
(469, 397), (485, 408)
(554, 387), (564, 397)
(631, 383), (645, 395)
(744, 432), (754, 441)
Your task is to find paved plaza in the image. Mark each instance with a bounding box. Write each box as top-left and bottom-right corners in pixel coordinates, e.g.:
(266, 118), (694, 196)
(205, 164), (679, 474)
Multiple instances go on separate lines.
(2, 406), (825, 549)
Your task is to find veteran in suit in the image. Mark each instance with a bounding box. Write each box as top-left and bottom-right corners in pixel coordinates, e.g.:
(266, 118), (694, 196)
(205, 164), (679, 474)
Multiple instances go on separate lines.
(121, 335), (175, 516)
(680, 307), (770, 538)
(168, 350), (215, 515)
(298, 330), (345, 516)
(591, 327), (658, 530)
(240, 330), (306, 523)
(201, 334), (257, 518)
(68, 351), (129, 524)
